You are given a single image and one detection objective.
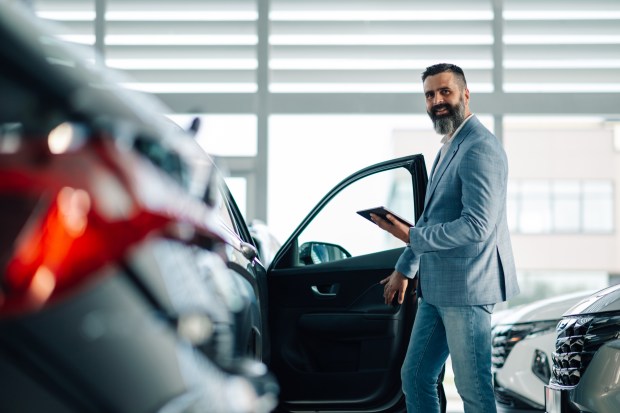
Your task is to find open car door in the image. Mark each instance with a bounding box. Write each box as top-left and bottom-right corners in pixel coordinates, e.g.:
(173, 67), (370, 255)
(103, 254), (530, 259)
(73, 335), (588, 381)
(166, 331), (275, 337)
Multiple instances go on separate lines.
(267, 155), (446, 412)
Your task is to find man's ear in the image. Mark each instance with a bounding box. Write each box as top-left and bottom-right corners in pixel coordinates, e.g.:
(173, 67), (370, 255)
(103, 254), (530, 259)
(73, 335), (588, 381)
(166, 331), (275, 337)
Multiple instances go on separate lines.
(463, 87), (471, 109)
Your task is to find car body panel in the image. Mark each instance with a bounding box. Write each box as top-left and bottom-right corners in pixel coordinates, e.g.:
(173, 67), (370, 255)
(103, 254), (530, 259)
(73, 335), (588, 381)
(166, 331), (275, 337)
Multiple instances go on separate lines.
(0, 267), (257, 413)
(563, 283), (620, 316)
(571, 339), (620, 412)
(211, 177), (271, 361)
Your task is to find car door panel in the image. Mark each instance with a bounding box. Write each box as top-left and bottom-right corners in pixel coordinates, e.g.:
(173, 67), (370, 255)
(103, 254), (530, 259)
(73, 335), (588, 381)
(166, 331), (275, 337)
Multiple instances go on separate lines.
(269, 249), (416, 406)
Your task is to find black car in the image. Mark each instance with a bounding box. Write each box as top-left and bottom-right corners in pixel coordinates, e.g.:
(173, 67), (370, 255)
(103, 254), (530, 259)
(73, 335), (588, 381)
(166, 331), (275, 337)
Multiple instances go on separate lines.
(0, 2), (445, 412)
(0, 3), (276, 412)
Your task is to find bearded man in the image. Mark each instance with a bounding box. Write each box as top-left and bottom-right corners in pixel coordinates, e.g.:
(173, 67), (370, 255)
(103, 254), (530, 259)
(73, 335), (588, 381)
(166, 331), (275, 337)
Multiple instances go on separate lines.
(371, 63), (520, 413)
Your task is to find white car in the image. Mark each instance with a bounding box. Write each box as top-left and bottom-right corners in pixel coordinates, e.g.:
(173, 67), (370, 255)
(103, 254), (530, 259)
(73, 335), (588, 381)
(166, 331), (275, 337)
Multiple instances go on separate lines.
(492, 291), (594, 412)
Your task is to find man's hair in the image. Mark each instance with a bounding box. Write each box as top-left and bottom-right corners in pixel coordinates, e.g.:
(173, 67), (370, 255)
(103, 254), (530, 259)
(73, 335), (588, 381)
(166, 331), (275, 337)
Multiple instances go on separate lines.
(421, 63), (467, 89)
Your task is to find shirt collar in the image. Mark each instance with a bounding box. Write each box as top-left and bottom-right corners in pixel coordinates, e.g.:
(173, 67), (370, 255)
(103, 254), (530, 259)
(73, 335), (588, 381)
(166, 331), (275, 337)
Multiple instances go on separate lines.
(440, 114), (473, 145)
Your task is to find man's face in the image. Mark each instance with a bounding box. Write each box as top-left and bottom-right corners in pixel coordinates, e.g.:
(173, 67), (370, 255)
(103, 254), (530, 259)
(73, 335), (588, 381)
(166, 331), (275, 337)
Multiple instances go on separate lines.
(423, 72), (470, 135)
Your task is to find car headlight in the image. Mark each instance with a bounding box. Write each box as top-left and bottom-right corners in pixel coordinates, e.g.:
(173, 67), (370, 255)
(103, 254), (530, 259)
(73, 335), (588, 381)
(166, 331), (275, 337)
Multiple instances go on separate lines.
(492, 320), (559, 369)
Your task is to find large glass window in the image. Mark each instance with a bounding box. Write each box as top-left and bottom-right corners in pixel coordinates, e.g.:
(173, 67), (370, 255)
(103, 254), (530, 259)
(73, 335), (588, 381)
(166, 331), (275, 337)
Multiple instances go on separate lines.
(517, 180), (552, 233)
(167, 114), (257, 157)
(508, 179), (614, 234)
(268, 114), (433, 241)
(583, 181), (614, 232)
(552, 181), (581, 232)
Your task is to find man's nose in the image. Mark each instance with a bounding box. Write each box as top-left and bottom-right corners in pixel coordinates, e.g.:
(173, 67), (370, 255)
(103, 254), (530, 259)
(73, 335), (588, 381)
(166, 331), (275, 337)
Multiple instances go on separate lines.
(433, 94), (444, 106)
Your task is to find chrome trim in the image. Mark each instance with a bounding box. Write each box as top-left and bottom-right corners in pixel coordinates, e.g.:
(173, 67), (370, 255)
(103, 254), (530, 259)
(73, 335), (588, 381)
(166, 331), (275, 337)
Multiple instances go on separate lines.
(544, 385), (570, 413)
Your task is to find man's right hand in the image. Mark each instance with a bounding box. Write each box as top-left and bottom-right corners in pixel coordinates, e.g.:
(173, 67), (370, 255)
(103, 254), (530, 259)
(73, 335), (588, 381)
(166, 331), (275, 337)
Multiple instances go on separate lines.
(380, 271), (411, 305)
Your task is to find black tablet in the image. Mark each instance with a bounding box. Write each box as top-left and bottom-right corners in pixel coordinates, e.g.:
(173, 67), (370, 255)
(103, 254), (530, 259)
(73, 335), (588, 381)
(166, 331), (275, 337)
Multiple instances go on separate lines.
(356, 206), (414, 227)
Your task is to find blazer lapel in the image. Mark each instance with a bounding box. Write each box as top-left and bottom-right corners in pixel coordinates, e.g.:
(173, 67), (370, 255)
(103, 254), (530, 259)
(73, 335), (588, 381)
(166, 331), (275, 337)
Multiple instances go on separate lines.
(424, 116), (479, 208)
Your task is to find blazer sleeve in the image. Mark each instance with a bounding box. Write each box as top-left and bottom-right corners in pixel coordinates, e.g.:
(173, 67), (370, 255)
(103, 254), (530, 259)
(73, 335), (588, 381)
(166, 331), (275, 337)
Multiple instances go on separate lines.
(409, 138), (507, 253)
(395, 246), (419, 279)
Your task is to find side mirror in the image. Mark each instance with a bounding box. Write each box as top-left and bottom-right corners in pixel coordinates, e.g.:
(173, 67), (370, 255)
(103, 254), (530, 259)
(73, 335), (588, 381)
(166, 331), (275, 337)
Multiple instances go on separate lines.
(240, 241), (259, 262)
(299, 242), (351, 265)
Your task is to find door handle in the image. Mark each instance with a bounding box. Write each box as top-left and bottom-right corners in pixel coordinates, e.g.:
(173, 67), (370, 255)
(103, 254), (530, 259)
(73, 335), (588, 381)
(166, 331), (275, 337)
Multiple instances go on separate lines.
(311, 284), (339, 299)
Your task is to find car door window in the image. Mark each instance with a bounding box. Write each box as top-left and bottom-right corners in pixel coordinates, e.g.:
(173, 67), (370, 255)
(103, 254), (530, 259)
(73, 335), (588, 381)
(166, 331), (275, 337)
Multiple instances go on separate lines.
(215, 180), (256, 245)
(215, 186), (237, 234)
(297, 166), (415, 265)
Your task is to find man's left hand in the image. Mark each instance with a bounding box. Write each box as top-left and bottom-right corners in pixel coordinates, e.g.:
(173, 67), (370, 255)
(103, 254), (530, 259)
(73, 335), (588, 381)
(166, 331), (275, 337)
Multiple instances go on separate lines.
(380, 271), (411, 305)
(370, 213), (410, 244)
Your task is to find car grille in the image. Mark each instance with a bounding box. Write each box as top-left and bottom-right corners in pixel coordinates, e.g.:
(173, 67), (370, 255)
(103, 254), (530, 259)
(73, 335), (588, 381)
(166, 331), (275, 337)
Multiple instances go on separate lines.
(492, 325), (519, 368)
(551, 313), (620, 386)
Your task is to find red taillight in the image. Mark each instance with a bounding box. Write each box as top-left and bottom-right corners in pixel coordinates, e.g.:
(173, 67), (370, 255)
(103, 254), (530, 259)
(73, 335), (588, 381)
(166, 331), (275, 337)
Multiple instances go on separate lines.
(1, 184), (171, 316)
(0, 138), (222, 317)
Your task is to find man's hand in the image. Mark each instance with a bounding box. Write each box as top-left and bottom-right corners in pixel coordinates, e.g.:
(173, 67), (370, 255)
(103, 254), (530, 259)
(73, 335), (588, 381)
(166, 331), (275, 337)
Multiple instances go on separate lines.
(370, 213), (410, 244)
(380, 271), (411, 305)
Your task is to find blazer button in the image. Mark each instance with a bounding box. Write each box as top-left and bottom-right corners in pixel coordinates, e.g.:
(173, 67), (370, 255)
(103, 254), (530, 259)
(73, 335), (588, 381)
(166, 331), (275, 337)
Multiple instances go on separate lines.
(424, 217), (428, 222)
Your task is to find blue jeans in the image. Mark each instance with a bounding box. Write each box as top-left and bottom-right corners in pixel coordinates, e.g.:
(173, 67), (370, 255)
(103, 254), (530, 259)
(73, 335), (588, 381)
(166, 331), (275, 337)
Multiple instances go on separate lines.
(401, 298), (496, 413)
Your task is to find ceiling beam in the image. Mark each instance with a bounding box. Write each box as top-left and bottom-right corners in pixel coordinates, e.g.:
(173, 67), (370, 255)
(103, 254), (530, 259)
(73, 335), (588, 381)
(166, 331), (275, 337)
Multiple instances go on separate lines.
(156, 92), (620, 117)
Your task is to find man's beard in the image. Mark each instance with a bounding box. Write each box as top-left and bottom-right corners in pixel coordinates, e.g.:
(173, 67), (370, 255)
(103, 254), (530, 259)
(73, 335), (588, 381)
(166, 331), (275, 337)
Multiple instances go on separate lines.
(427, 96), (466, 135)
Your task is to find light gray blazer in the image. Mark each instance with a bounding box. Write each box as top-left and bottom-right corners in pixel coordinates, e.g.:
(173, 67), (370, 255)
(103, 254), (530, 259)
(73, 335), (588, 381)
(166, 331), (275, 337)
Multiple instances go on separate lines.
(396, 116), (519, 306)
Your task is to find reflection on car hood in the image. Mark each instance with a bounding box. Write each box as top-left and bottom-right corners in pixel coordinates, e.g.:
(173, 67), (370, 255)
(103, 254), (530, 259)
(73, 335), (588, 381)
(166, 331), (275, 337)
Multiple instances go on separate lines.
(564, 284), (620, 316)
(497, 291), (596, 325)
